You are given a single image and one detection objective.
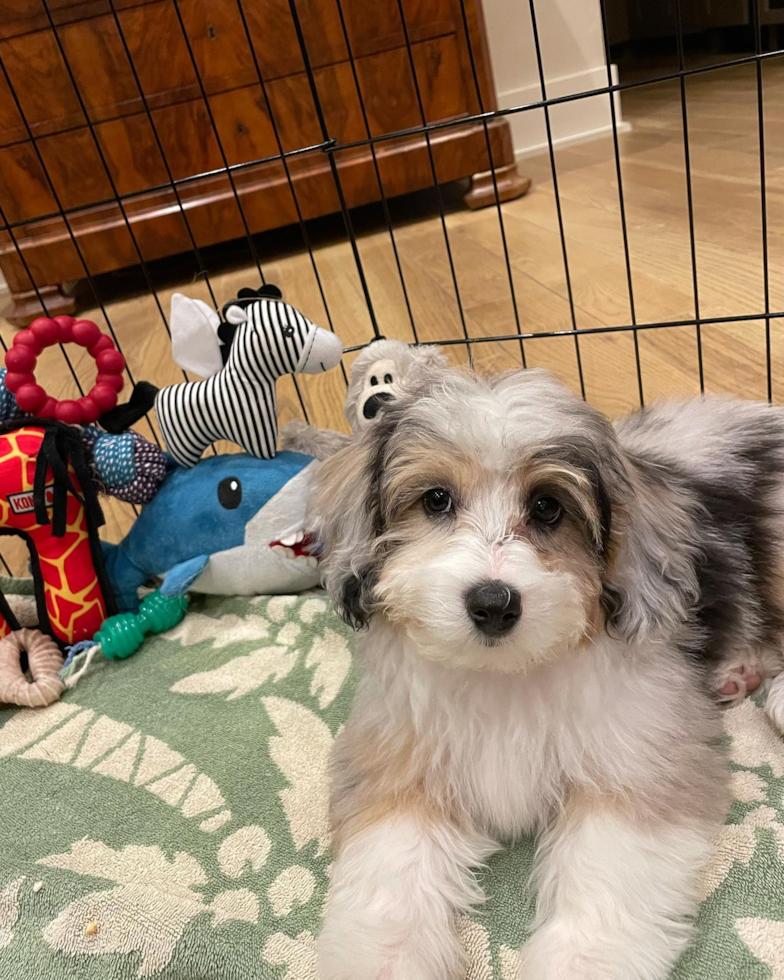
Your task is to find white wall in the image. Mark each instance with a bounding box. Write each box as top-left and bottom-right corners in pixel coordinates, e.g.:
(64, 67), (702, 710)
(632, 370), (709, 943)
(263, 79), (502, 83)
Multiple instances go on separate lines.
(482, 0), (627, 157)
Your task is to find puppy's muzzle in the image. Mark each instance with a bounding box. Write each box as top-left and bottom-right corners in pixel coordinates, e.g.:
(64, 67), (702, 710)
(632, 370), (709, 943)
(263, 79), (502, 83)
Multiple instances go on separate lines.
(465, 580), (522, 638)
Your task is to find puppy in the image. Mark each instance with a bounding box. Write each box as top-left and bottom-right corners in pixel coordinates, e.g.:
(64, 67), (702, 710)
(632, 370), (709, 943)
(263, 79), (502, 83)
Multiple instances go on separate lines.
(312, 367), (784, 980)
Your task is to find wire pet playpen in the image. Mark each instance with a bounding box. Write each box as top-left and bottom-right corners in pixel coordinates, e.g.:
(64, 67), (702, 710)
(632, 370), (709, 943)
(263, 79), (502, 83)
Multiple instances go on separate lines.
(0, 0), (781, 575)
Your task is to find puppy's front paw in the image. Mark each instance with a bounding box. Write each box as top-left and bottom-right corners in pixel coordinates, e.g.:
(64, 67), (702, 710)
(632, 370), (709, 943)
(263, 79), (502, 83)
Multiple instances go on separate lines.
(519, 925), (604, 980)
(318, 919), (464, 980)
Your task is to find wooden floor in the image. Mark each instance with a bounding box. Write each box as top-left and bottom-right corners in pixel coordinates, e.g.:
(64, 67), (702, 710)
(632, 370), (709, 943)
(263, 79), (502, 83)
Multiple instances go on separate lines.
(2, 57), (783, 573)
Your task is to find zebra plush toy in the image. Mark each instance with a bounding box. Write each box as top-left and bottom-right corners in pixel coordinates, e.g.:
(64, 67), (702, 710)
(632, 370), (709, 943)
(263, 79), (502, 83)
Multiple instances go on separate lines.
(101, 285), (343, 467)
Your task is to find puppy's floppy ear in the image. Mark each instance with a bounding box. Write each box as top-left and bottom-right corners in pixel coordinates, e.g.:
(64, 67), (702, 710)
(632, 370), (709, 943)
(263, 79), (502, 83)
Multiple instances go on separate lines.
(600, 451), (698, 644)
(310, 422), (389, 628)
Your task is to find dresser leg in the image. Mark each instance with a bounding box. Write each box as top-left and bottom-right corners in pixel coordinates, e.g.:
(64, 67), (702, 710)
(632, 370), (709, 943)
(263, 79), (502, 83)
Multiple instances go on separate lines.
(2, 283), (76, 327)
(463, 162), (532, 210)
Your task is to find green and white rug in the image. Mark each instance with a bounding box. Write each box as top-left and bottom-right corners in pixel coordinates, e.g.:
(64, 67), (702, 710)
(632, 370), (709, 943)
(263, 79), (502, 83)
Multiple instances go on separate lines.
(1, 583), (783, 979)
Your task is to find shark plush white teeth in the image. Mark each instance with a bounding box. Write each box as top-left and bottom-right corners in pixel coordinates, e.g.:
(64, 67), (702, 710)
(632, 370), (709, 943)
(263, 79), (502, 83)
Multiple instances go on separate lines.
(270, 542), (319, 566)
(269, 527), (319, 563)
(278, 530), (306, 548)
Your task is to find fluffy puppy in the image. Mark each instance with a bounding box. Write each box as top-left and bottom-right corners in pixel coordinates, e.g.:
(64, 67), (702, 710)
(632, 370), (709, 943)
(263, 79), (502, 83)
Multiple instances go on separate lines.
(312, 367), (784, 980)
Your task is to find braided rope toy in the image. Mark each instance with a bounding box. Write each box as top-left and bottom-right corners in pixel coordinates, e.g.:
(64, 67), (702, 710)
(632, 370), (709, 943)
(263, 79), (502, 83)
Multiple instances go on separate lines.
(5, 315), (125, 425)
(0, 369), (169, 507)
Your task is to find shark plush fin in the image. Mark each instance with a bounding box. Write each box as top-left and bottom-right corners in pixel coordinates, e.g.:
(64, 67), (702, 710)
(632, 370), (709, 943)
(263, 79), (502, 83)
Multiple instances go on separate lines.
(161, 555), (210, 597)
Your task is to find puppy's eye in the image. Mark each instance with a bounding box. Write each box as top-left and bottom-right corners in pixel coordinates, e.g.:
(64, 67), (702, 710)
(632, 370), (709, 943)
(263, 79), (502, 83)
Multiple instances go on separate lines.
(384, 373), (393, 384)
(531, 495), (562, 527)
(282, 325), (295, 338)
(370, 375), (379, 386)
(423, 488), (453, 515)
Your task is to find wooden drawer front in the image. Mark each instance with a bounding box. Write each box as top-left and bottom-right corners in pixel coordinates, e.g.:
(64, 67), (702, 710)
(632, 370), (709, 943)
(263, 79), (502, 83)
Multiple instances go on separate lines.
(352, 37), (471, 135)
(0, 142), (59, 223)
(0, 68), (25, 138)
(0, 118), (507, 287)
(0, 4), (212, 140)
(0, 0), (453, 47)
(0, 123), (155, 223)
(1, 4), (202, 138)
(336, 0), (455, 58)
(0, 0), (147, 40)
(0, 35), (471, 223)
(239, 0), (455, 76)
(0, 28), (86, 139)
(0, 0), (457, 141)
(171, 33), (471, 156)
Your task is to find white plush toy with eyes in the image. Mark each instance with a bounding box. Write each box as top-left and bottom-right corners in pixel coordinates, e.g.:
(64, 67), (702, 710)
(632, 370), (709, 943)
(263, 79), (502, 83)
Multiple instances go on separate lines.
(281, 338), (447, 459)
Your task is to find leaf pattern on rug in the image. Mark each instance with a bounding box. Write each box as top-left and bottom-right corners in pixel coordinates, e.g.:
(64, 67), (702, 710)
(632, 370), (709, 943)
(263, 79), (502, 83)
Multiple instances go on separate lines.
(499, 945), (522, 980)
(268, 866), (316, 917)
(258, 596), (300, 622)
(304, 629), (351, 709)
(736, 917), (784, 979)
(1, 704), (231, 832)
(457, 917), (493, 980)
(170, 598), (350, 709)
(38, 840), (259, 977)
(263, 930), (318, 979)
(171, 645), (298, 700)
(262, 697), (333, 855)
(699, 821), (759, 901)
(218, 826), (271, 878)
(167, 613), (271, 649)
(698, 699), (784, 899)
(298, 597), (331, 624)
(0, 877), (24, 951)
(726, 700), (784, 777)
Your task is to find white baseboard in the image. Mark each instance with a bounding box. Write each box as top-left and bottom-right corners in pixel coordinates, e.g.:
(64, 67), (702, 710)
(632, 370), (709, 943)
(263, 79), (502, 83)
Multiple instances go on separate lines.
(498, 63), (630, 160)
(513, 119), (632, 159)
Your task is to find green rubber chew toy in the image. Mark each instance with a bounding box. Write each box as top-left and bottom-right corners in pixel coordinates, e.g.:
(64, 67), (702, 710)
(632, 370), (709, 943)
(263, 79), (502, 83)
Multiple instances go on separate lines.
(95, 590), (188, 660)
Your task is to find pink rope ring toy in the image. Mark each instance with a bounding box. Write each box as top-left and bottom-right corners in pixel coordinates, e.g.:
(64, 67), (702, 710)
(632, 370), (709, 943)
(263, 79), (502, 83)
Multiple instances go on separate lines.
(4, 315), (125, 425)
(0, 627), (64, 707)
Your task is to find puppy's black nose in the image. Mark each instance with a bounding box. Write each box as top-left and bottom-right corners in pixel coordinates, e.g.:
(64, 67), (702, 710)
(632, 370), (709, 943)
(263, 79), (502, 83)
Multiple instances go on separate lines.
(363, 391), (394, 419)
(465, 581), (522, 638)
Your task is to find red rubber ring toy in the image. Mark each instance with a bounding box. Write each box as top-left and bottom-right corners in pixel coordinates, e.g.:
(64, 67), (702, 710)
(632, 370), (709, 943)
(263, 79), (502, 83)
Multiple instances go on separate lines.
(4, 316), (125, 425)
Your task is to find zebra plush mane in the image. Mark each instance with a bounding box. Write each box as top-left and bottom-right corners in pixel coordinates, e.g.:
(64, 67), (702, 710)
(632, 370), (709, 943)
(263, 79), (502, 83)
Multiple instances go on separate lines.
(215, 284), (284, 365)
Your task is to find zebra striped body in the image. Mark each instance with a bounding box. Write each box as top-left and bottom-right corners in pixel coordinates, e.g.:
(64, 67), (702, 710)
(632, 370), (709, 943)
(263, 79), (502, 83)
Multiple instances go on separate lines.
(156, 297), (343, 468)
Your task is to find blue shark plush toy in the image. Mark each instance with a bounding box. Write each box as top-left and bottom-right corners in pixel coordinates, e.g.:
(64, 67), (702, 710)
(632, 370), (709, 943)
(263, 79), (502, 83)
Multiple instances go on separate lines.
(103, 451), (321, 612)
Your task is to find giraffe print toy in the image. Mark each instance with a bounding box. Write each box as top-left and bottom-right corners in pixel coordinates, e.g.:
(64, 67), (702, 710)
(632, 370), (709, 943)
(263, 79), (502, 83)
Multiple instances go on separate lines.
(0, 421), (116, 647)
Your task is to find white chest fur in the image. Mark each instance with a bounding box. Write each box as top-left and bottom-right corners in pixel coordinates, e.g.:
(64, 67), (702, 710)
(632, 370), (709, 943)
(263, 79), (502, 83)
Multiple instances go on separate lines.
(356, 622), (701, 840)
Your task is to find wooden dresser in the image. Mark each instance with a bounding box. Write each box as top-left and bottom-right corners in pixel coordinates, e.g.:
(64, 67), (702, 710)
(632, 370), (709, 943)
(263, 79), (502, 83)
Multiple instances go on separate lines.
(0, 0), (529, 325)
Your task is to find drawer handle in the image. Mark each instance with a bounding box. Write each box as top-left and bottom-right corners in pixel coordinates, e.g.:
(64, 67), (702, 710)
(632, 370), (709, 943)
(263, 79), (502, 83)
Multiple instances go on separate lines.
(207, 24), (217, 39)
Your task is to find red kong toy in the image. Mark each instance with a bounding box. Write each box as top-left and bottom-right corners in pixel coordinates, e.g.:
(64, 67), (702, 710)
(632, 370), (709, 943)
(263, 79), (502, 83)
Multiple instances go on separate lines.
(4, 315), (125, 425)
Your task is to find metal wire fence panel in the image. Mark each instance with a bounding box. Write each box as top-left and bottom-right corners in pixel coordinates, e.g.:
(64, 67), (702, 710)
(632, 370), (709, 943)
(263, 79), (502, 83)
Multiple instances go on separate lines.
(0, 0), (781, 572)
